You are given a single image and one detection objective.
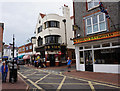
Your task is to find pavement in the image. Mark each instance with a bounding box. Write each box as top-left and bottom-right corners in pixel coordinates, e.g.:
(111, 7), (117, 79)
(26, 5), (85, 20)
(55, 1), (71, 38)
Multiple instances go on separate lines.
(0, 69), (29, 91)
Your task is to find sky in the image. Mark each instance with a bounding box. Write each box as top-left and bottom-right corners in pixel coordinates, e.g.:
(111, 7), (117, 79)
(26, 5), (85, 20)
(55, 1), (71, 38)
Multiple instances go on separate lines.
(0, 0), (73, 47)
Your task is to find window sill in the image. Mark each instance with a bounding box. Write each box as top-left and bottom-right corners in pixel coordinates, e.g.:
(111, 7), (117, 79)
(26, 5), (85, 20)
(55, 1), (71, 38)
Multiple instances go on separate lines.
(87, 5), (99, 12)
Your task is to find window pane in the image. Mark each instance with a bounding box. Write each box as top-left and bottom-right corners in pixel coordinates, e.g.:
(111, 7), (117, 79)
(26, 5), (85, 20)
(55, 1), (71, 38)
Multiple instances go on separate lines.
(88, 1), (93, 9)
(93, 15), (97, 24)
(87, 18), (91, 26)
(99, 14), (104, 22)
(94, 0), (99, 6)
(100, 22), (105, 31)
(93, 24), (98, 32)
(87, 26), (92, 34)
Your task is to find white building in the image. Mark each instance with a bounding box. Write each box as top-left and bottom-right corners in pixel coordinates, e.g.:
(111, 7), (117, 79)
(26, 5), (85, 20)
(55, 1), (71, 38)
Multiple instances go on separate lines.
(32, 5), (75, 66)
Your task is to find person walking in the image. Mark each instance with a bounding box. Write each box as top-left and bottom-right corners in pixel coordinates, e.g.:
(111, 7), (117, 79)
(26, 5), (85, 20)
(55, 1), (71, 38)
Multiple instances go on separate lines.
(1, 61), (8, 83)
(67, 57), (72, 72)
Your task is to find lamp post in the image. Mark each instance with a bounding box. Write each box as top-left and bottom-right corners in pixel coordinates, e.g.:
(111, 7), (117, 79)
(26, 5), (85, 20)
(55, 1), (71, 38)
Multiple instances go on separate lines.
(62, 19), (68, 61)
(62, 19), (67, 46)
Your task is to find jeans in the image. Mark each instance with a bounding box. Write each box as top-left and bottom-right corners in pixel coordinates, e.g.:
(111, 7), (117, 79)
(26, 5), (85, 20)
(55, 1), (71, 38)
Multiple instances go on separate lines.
(2, 72), (7, 82)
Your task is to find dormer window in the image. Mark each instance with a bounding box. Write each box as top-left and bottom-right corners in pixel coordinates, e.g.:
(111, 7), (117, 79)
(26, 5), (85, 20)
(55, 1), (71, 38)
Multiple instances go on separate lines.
(87, 0), (99, 10)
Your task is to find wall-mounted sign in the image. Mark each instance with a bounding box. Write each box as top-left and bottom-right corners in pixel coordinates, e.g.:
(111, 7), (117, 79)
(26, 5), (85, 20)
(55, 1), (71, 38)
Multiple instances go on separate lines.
(45, 45), (60, 51)
(74, 31), (120, 44)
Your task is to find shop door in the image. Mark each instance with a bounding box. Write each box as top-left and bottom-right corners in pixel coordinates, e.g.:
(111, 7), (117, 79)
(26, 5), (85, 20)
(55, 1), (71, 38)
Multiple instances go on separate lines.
(50, 54), (55, 66)
(84, 50), (93, 72)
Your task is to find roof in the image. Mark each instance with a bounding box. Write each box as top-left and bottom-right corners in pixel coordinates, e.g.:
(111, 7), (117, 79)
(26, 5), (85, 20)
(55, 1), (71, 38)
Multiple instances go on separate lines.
(40, 13), (46, 18)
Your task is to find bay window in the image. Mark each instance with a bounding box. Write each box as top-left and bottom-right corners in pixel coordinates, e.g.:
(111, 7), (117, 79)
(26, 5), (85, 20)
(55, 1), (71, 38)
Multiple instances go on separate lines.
(85, 13), (107, 35)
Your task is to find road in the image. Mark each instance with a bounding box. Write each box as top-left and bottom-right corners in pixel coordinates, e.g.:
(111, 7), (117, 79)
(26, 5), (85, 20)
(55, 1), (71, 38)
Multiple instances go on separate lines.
(18, 65), (120, 91)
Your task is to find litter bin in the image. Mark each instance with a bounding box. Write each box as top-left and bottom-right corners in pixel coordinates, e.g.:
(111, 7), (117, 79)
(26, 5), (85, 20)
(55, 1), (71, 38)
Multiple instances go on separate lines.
(9, 63), (17, 83)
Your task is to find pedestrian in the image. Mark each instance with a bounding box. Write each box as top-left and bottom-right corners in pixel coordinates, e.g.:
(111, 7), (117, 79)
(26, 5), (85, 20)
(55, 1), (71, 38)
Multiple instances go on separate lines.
(67, 57), (72, 72)
(1, 61), (8, 83)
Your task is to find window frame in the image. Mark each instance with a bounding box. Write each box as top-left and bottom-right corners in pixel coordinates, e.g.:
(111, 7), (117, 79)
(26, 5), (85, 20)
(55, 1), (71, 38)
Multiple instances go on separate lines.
(87, 0), (100, 10)
(85, 13), (107, 35)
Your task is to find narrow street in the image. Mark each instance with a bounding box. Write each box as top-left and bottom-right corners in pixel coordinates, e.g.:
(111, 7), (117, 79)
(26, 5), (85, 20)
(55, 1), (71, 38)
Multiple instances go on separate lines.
(18, 65), (120, 91)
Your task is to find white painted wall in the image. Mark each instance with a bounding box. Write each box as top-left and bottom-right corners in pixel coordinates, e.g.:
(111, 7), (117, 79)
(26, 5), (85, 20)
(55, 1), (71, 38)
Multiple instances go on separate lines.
(94, 64), (120, 74)
(34, 5), (74, 55)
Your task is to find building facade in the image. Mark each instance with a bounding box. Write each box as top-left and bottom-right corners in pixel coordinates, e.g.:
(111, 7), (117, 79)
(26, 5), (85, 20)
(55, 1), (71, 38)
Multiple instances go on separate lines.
(73, 1), (120, 73)
(0, 23), (4, 62)
(32, 5), (75, 66)
(18, 43), (33, 60)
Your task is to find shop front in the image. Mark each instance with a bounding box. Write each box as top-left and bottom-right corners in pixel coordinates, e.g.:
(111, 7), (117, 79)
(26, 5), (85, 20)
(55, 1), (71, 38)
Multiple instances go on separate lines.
(74, 31), (120, 73)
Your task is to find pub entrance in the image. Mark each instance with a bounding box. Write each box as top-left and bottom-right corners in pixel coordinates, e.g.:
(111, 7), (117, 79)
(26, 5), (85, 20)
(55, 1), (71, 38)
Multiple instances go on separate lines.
(84, 50), (93, 72)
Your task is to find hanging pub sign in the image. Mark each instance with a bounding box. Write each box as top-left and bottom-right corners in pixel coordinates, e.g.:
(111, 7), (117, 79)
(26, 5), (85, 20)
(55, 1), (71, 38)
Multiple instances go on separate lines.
(74, 31), (120, 44)
(45, 45), (60, 51)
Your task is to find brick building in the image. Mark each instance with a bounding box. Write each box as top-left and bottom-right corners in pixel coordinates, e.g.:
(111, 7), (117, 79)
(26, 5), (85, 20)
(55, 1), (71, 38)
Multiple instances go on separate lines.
(0, 23), (4, 62)
(73, 1), (120, 73)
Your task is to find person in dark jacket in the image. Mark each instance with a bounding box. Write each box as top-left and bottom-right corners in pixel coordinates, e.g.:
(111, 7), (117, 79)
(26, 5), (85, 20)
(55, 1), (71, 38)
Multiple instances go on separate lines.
(1, 61), (8, 82)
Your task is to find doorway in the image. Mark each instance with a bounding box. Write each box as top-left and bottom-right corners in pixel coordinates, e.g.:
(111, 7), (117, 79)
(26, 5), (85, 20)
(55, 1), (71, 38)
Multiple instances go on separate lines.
(84, 50), (93, 72)
(49, 54), (55, 66)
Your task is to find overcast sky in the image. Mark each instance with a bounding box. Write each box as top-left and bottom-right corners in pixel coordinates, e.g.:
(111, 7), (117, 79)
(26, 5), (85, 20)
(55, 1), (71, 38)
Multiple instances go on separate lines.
(0, 0), (73, 47)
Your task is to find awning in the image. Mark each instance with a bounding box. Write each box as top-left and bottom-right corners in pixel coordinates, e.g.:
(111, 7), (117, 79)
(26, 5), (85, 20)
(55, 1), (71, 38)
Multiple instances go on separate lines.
(23, 55), (30, 60)
(18, 55), (24, 59)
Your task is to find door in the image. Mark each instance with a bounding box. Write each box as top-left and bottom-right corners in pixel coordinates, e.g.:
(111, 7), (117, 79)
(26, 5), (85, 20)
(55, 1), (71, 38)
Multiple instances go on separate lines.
(49, 54), (55, 66)
(84, 50), (93, 72)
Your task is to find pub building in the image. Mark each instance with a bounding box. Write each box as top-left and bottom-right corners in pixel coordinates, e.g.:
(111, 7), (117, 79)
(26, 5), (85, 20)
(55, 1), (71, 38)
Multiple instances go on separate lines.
(32, 5), (75, 67)
(73, 1), (120, 73)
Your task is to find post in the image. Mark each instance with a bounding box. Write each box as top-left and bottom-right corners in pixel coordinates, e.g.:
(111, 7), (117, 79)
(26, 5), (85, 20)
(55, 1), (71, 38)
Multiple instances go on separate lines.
(12, 34), (15, 83)
(63, 19), (67, 46)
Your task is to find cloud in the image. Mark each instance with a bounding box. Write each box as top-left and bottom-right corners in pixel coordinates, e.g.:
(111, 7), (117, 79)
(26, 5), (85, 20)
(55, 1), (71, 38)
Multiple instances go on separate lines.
(0, 1), (73, 46)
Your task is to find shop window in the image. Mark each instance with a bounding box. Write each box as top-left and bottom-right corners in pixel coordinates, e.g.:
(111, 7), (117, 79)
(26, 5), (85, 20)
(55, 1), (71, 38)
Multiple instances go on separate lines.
(102, 43), (110, 47)
(94, 48), (120, 64)
(93, 45), (100, 48)
(85, 13), (107, 35)
(80, 51), (84, 64)
(85, 46), (91, 49)
(79, 47), (83, 50)
(112, 42), (120, 46)
(87, 0), (99, 10)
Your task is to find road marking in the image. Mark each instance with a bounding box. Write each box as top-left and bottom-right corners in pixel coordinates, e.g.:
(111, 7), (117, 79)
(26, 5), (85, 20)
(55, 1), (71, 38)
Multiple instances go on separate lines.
(35, 73), (51, 84)
(45, 77), (63, 79)
(26, 72), (37, 77)
(88, 81), (95, 91)
(37, 83), (89, 85)
(18, 72), (27, 79)
(27, 79), (45, 91)
(92, 82), (120, 89)
(57, 76), (66, 91)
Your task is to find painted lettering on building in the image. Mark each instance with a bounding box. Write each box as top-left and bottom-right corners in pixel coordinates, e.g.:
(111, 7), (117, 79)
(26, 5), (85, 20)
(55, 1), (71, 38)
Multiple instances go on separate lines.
(74, 31), (120, 44)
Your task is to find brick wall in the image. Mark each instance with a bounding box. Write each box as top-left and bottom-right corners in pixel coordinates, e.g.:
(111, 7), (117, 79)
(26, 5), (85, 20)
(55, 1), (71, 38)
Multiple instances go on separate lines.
(74, 2), (120, 38)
